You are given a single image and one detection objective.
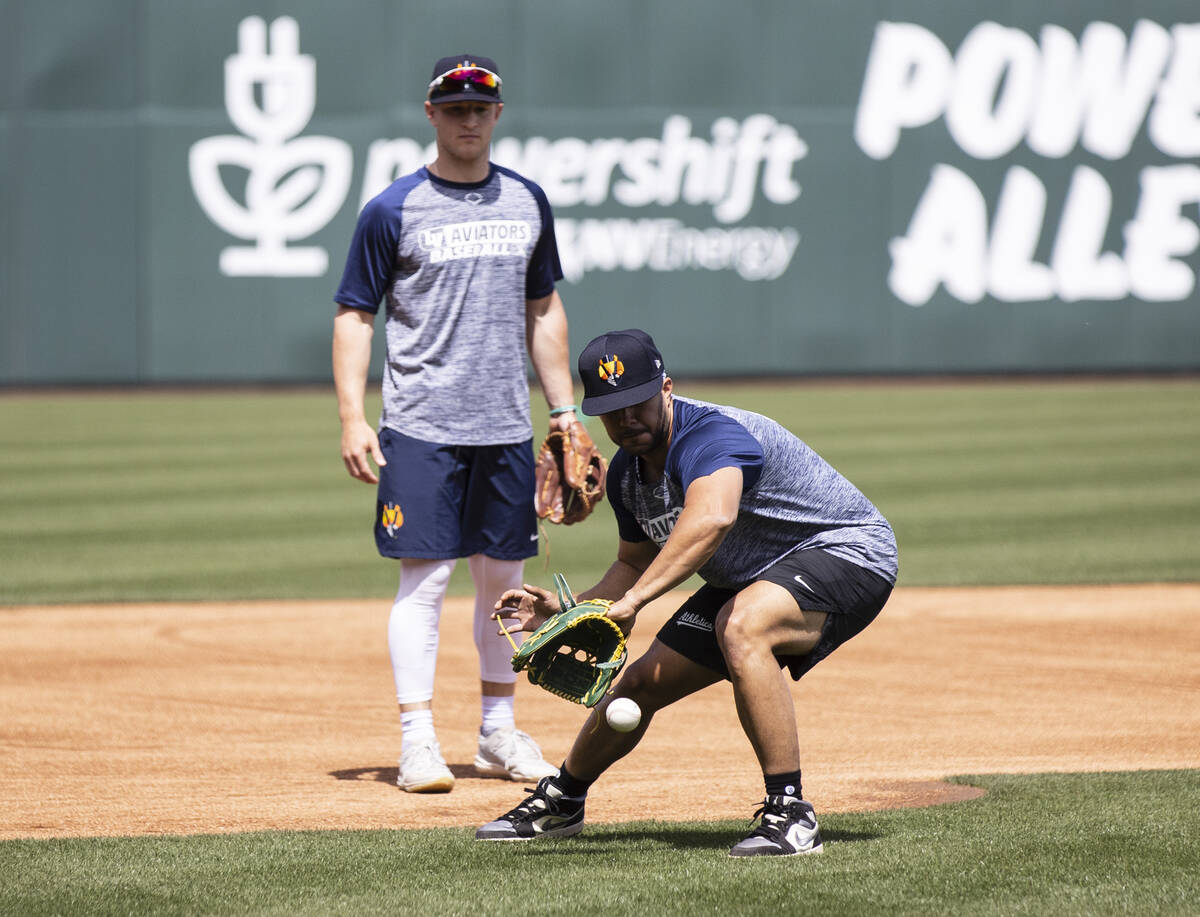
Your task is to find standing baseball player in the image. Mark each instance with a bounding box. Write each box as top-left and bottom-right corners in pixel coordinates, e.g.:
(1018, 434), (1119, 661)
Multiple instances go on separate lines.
(476, 329), (898, 855)
(332, 54), (577, 793)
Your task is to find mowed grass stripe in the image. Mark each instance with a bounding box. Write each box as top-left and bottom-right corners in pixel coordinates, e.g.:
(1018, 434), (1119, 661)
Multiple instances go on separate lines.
(0, 771), (1196, 917)
(1, 379), (1197, 603)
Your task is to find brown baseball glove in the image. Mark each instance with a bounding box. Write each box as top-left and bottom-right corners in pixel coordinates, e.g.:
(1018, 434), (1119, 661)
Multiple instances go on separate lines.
(534, 421), (607, 524)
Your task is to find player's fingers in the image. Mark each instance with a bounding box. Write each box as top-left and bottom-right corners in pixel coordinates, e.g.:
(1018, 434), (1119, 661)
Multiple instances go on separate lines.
(343, 454), (365, 481)
(604, 601), (637, 634)
(605, 614), (633, 638)
(523, 583), (556, 602)
(341, 437), (377, 481)
(350, 455), (379, 484)
(494, 588), (529, 610)
(369, 437), (387, 468)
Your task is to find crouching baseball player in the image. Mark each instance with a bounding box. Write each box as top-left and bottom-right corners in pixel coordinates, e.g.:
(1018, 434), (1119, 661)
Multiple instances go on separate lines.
(476, 329), (898, 857)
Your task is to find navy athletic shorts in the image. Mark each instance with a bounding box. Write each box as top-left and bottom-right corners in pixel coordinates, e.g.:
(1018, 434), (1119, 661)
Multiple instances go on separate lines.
(655, 548), (894, 681)
(373, 427), (538, 561)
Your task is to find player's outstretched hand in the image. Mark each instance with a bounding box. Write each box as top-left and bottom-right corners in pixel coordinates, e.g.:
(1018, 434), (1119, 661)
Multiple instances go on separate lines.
(493, 583), (558, 635)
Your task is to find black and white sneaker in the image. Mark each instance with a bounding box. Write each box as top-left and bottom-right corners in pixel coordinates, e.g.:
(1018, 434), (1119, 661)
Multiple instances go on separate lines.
(475, 776), (585, 841)
(729, 795), (824, 857)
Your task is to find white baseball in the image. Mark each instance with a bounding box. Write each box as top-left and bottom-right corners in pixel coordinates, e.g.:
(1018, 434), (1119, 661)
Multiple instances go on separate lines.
(605, 697), (642, 733)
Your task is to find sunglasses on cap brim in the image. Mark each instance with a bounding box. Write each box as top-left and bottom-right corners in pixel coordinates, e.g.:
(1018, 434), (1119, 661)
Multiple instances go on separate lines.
(427, 66), (502, 100)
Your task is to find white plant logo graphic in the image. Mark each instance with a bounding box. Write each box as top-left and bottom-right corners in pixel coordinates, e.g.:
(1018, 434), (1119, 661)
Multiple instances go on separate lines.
(189, 16), (352, 276)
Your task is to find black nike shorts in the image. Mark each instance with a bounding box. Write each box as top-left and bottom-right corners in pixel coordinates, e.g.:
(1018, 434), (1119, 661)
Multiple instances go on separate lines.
(654, 548), (894, 681)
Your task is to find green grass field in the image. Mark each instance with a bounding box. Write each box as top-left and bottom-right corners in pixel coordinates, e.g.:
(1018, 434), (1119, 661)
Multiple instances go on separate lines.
(1, 378), (1198, 915)
(2, 772), (1197, 916)
(1, 378), (1197, 604)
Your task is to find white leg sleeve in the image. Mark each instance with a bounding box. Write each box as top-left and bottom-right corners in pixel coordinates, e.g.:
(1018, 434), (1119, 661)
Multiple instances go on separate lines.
(388, 558), (456, 705)
(468, 554), (526, 684)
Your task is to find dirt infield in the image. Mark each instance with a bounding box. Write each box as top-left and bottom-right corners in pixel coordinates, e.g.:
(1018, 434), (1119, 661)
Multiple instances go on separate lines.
(2, 585), (1198, 840)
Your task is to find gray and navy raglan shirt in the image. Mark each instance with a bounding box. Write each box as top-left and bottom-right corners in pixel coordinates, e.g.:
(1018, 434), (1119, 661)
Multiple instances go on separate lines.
(609, 397), (898, 590)
(334, 164), (563, 445)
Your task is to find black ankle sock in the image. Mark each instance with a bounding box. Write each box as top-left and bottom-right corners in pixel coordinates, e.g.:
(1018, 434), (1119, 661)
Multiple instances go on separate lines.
(764, 769), (803, 799)
(555, 764), (592, 799)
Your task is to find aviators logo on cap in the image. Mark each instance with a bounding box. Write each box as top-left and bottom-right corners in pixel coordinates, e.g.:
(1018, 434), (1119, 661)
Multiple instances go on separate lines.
(578, 329), (667, 415)
(598, 354), (624, 386)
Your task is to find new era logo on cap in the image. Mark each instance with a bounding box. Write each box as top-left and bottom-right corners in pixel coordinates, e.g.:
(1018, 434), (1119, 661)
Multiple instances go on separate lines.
(578, 329), (667, 415)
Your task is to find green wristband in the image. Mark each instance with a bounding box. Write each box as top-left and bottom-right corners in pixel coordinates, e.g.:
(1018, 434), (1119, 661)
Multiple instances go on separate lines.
(548, 404), (578, 417)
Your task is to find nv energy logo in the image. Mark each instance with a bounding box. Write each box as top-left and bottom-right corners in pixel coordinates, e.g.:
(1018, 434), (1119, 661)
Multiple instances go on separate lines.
(189, 16), (351, 277)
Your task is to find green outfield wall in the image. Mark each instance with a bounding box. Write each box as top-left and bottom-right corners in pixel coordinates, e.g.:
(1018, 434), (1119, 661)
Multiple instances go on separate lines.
(2, 1), (1198, 383)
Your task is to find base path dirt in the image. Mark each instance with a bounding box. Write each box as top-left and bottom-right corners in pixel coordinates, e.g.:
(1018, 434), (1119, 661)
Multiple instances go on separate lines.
(2, 585), (1198, 839)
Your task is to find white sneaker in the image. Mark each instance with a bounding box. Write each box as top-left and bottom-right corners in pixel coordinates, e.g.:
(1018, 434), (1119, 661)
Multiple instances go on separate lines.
(474, 727), (559, 781)
(398, 739), (454, 793)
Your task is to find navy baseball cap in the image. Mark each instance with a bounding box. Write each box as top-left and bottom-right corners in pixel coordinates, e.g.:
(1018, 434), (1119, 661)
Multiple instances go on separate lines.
(427, 55), (503, 104)
(578, 329), (667, 415)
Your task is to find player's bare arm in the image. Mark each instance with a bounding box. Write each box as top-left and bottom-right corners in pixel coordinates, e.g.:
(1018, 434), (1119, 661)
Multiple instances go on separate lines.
(578, 539), (658, 605)
(332, 305), (386, 484)
(605, 466), (743, 626)
(493, 538), (654, 636)
(526, 290), (577, 431)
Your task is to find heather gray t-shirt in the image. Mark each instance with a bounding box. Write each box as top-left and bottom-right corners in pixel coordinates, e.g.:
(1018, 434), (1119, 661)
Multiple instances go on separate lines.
(334, 164), (563, 444)
(608, 397), (898, 589)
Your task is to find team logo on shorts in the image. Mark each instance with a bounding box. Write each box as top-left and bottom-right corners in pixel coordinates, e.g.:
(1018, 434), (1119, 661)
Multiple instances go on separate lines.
(598, 354), (624, 386)
(381, 502), (404, 536)
(677, 611), (713, 632)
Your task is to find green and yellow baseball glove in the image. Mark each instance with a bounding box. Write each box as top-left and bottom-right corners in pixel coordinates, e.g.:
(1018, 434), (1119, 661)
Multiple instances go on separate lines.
(510, 574), (627, 707)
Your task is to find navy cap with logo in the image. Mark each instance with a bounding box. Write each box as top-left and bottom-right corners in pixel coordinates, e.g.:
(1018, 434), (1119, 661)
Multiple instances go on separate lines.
(578, 329), (668, 415)
(427, 55), (503, 104)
